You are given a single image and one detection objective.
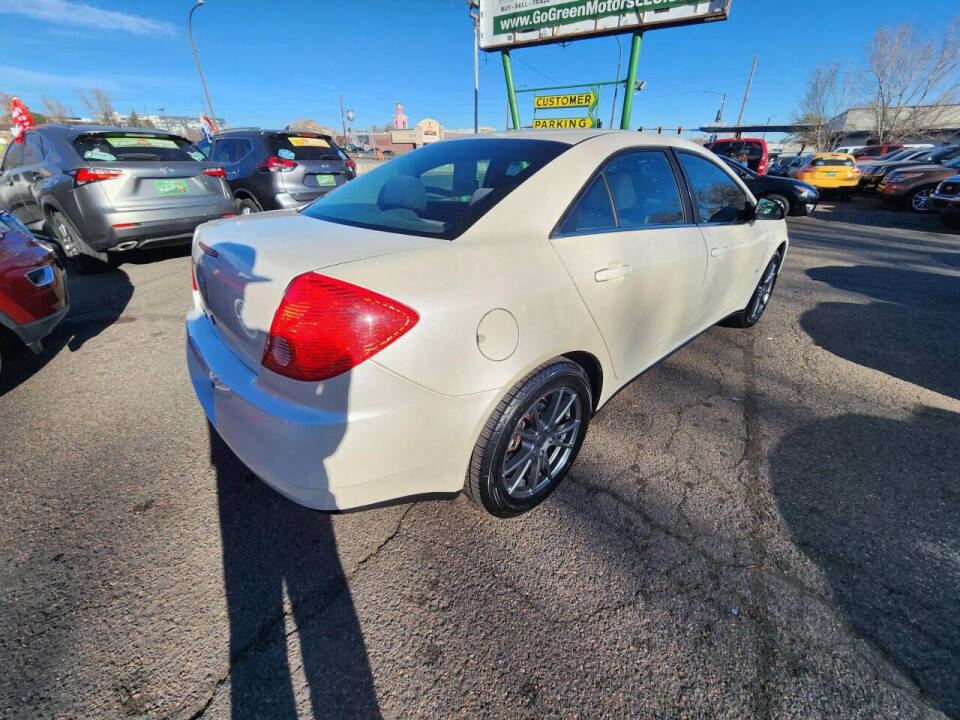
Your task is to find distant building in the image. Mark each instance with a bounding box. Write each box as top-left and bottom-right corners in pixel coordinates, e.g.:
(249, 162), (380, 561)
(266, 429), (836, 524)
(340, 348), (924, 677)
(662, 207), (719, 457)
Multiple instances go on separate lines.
(115, 114), (228, 137)
(829, 105), (960, 145)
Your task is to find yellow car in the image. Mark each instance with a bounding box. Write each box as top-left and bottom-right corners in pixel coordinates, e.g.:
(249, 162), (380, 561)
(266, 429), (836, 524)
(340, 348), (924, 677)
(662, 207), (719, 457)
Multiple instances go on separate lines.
(794, 153), (861, 198)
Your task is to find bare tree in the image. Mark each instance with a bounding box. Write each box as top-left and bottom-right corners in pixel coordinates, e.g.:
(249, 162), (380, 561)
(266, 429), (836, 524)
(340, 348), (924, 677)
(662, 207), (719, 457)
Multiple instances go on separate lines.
(42, 96), (73, 122)
(794, 63), (847, 150)
(288, 118), (321, 132)
(859, 18), (960, 143)
(79, 88), (117, 125)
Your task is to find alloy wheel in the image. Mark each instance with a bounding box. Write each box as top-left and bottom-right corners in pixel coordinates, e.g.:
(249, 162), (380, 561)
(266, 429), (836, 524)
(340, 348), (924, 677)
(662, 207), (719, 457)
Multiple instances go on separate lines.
(912, 188), (932, 212)
(500, 387), (582, 500)
(747, 257), (780, 323)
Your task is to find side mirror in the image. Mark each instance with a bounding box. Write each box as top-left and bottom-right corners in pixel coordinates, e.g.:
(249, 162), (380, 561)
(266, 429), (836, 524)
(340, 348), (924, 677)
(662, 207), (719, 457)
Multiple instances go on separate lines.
(755, 197), (785, 221)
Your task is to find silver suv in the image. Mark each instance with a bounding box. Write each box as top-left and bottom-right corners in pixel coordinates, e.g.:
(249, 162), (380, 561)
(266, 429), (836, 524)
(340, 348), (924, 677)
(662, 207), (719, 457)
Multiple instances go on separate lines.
(0, 124), (236, 271)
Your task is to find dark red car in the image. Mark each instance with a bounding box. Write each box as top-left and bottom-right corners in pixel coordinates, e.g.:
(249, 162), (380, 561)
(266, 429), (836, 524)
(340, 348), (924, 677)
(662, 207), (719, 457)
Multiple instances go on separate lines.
(0, 208), (68, 374)
(707, 137), (770, 175)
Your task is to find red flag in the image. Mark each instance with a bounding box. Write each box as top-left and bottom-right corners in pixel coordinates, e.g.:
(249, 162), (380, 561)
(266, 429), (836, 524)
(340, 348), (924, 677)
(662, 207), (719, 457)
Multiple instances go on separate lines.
(10, 97), (33, 143)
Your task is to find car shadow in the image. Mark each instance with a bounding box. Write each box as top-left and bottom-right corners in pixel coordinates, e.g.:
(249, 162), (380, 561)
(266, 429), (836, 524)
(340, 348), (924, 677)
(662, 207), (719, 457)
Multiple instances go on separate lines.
(802, 265), (960, 400)
(0, 266), (133, 396)
(769, 407), (960, 717)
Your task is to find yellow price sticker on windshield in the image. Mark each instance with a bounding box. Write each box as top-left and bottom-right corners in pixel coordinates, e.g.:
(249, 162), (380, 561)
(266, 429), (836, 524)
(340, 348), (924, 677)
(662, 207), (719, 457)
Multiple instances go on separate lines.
(289, 137), (330, 148)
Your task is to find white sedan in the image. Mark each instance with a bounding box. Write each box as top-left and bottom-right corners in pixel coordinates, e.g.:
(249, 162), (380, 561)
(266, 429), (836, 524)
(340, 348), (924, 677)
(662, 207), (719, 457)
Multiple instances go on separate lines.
(187, 130), (788, 517)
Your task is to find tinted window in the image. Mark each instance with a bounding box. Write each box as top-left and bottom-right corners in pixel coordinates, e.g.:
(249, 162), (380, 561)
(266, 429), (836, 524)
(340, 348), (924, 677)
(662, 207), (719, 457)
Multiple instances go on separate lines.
(211, 139), (234, 163)
(23, 134), (45, 164)
(2, 142), (23, 170)
(678, 153), (751, 224)
(710, 140), (764, 158)
(557, 176), (615, 234)
(302, 138), (568, 240)
(268, 134), (341, 161)
(73, 133), (206, 162)
(604, 151), (684, 228)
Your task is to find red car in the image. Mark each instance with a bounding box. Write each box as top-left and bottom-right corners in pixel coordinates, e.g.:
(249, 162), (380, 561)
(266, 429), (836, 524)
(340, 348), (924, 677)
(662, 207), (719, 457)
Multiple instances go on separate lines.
(0, 208), (68, 375)
(707, 137), (770, 175)
(852, 144), (903, 159)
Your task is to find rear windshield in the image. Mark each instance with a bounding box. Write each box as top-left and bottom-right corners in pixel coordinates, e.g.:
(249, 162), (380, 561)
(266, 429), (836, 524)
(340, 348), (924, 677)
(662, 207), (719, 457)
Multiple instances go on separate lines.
(73, 133), (205, 162)
(711, 140), (764, 157)
(301, 138), (568, 240)
(268, 134), (342, 161)
(812, 157), (855, 167)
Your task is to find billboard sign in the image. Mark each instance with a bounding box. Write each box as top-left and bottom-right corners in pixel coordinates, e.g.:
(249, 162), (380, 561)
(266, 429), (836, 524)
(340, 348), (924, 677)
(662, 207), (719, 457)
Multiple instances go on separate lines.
(533, 116), (596, 129)
(534, 90), (598, 110)
(479, 0), (731, 51)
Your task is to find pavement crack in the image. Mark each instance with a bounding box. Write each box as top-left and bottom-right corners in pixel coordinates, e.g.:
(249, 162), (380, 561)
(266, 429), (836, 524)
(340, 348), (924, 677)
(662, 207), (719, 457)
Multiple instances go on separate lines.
(180, 504), (413, 720)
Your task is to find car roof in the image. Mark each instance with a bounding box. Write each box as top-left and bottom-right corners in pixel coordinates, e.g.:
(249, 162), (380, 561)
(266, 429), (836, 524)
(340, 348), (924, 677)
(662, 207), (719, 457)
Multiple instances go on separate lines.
(449, 128), (709, 152)
(811, 152), (855, 159)
(32, 124), (185, 141)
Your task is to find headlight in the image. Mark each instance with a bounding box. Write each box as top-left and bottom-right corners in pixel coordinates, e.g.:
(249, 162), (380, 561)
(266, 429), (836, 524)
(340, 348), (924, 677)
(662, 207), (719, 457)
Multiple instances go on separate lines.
(795, 186), (815, 198)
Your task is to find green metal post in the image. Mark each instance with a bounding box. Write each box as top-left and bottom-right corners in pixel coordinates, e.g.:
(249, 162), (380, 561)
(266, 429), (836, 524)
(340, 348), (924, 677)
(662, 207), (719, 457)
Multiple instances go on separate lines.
(619, 32), (643, 130)
(501, 51), (521, 130)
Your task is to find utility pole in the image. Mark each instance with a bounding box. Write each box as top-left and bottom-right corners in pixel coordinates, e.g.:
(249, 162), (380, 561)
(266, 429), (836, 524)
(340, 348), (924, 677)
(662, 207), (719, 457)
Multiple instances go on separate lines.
(469, 1), (480, 133)
(188, 1), (217, 126)
(736, 55), (758, 131)
(610, 35), (623, 130)
(339, 93), (348, 146)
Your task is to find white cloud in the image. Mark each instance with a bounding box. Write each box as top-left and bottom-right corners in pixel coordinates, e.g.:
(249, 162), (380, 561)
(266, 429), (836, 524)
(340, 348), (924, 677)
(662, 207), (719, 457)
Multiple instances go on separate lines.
(0, 0), (176, 36)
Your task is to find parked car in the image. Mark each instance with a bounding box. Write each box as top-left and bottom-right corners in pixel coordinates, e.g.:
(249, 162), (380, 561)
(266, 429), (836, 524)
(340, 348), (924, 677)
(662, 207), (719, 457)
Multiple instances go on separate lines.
(187, 130), (789, 516)
(207, 129), (356, 214)
(856, 147), (947, 190)
(0, 206), (68, 376)
(794, 153), (861, 199)
(720, 156), (819, 215)
(767, 155), (798, 177)
(879, 155), (960, 212)
(930, 174), (960, 229)
(853, 144), (903, 159)
(832, 145), (865, 155)
(707, 137), (770, 174)
(0, 125), (236, 273)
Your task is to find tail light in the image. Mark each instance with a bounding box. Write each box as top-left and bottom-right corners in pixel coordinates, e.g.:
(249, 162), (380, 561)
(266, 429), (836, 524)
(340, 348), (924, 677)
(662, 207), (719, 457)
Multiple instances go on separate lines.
(262, 273), (418, 382)
(345, 158), (356, 171)
(203, 167), (226, 178)
(758, 157), (768, 175)
(191, 262), (198, 291)
(257, 156), (297, 173)
(73, 168), (123, 185)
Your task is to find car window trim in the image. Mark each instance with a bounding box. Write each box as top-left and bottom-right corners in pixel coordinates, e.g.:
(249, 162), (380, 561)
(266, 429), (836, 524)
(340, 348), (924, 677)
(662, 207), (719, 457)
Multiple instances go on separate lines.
(673, 148), (756, 227)
(550, 146), (695, 239)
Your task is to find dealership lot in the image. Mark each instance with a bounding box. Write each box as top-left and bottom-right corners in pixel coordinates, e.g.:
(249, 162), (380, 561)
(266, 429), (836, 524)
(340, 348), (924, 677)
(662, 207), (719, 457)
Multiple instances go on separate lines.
(1, 200), (958, 718)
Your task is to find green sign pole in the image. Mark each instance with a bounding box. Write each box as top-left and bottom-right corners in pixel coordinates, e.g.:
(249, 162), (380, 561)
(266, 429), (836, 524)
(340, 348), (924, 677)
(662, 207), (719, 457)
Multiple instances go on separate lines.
(501, 51), (521, 130)
(619, 32), (643, 130)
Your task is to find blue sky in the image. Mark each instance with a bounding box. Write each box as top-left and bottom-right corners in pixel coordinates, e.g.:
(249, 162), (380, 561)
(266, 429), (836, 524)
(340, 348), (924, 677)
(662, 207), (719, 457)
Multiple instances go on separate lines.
(0, 0), (957, 137)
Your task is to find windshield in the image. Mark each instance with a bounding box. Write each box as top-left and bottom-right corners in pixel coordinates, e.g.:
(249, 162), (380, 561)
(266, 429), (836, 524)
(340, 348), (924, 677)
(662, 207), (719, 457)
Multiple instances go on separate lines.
(944, 157), (960, 170)
(268, 133), (342, 161)
(812, 157), (855, 167)
(876, 149), (911, 162)
(301, 138), (568, 240)
(73, 133), (205, 162)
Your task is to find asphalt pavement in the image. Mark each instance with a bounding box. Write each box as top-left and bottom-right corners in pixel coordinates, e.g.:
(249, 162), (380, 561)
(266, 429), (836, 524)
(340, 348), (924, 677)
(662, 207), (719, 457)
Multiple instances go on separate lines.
(1, 197), (958, 719)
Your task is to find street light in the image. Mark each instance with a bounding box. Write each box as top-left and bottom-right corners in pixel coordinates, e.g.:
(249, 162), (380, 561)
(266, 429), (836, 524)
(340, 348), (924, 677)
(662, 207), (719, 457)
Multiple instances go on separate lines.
(468, 0), (480, 134)
(188, 0), (217, 126)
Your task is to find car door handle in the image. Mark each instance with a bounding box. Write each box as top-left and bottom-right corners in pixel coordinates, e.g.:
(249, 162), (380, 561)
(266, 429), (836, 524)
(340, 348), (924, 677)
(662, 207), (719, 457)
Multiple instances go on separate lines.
(710, 247), (727, 258)
(594, 264), (632, 282)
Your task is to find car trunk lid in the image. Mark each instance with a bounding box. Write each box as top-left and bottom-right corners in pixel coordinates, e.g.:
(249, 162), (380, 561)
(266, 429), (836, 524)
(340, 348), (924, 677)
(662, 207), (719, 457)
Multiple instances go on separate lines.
(266, 132), (349, 200)
(193, 211), (442, 370)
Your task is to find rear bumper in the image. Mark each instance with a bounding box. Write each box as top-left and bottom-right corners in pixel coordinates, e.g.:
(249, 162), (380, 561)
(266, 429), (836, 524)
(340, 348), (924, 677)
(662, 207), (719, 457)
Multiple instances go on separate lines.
(77, 199), (236, 252)
(1, 301), (68, 352)
(270, 190), (332, 210)
(186, 306), (497, 511)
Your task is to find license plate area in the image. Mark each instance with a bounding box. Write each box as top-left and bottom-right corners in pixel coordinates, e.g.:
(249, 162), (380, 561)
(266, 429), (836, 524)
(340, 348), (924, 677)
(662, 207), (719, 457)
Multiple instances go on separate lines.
(314, 174), (337, 187)
(155, 179), (189, 195)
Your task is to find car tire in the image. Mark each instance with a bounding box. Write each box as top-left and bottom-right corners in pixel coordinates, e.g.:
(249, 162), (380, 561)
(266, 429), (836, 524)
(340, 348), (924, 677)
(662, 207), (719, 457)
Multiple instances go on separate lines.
(464, 359), (592, 517)
(721, 250), (782, 329)
(49, 211), (112, 274)
(236, 197), (260, 215)
(908, 186), (936, 213)
(765, 193), (791, 215)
